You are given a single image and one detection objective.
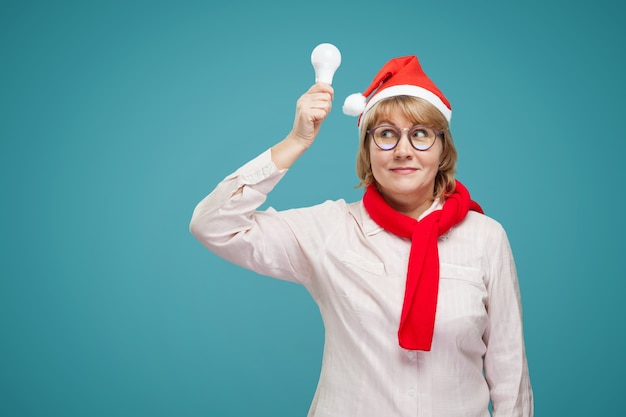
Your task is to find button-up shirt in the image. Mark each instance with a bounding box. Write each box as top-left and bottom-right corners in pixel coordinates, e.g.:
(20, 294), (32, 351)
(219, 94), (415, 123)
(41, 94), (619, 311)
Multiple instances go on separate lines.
(190, 149), (533, 417)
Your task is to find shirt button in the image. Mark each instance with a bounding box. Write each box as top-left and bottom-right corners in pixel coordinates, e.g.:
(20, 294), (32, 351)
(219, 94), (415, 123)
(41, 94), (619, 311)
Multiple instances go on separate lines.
(406, 351), (416, 360)
(408, 387), (416, 397)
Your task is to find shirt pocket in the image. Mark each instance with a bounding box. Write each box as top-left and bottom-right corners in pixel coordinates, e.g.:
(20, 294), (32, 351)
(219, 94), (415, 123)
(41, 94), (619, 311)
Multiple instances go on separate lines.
(339, 249), (385, 276)
(333, 250), (405, 330)
(437, 263), (488, 346)
(439, 263), (485, 289)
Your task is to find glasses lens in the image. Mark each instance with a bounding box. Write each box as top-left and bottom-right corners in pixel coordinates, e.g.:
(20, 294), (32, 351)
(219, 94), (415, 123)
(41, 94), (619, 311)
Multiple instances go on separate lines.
(409, 126), (437, 150)
(372, 126), (399, 150)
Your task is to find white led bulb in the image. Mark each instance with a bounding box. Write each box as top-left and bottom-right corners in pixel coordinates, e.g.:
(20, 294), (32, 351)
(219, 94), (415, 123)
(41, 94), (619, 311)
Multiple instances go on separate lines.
(311, 43), (341, 85)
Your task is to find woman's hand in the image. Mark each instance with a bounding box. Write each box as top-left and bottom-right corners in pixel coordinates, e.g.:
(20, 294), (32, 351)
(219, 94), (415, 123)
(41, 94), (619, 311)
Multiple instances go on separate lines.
(290, 83), (334, 146)
(271, 83), (334, 170)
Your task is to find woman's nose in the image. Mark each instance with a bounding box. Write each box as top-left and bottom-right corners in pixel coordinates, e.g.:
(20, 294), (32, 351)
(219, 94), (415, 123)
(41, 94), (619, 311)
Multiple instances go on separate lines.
(393, 132), (414, 157)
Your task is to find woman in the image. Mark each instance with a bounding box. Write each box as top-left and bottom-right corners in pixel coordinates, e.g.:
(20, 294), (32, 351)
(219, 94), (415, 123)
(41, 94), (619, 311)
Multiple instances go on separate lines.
(190, 55), (533, 416)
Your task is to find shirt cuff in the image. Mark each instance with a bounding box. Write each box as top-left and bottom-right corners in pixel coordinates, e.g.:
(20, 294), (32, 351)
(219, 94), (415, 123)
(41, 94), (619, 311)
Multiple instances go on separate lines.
(206, 148), (287, 207)
(230, 148), (285, 191)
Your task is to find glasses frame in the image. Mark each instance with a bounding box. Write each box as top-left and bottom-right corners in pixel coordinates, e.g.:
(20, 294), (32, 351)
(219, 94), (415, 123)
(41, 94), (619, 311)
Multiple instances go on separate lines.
(366, 124), (444, 151)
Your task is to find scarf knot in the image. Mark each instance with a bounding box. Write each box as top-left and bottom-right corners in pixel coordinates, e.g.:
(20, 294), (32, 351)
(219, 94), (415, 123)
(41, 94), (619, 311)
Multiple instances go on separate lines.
(362, 180), (483, 351)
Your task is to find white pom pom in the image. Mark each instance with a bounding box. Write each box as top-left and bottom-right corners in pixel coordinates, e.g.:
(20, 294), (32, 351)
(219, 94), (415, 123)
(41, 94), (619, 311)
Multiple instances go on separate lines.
(342, 93), (367, 116)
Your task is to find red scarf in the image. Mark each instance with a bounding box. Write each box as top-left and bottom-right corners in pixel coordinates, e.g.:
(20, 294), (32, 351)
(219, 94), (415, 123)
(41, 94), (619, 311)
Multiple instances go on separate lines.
(362, 180), (483, 351)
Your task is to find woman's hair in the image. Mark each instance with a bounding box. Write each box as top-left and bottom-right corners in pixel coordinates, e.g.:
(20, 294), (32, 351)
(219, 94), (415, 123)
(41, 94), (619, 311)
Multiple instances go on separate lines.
(355, 95), (458, 201)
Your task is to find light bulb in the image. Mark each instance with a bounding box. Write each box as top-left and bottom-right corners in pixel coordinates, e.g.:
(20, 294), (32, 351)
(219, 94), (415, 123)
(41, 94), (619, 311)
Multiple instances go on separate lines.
(311, 43), (341, 85)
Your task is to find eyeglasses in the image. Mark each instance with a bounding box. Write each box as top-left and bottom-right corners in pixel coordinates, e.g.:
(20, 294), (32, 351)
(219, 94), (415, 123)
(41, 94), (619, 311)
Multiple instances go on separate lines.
(367, 124), (443, 151)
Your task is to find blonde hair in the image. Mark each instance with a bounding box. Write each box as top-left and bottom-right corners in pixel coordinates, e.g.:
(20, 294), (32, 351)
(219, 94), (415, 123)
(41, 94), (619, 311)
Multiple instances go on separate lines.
(355, 95), (458, 201)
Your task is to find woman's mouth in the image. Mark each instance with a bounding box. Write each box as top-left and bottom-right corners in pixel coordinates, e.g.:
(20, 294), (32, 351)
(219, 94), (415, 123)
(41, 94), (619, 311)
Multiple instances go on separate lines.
(390, 167), (418, 174)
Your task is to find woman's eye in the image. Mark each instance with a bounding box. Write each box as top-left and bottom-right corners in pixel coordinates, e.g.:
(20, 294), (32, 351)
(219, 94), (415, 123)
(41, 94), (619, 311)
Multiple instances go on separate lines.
(412, 129), (428, 138)
(381, 129), (397, 138)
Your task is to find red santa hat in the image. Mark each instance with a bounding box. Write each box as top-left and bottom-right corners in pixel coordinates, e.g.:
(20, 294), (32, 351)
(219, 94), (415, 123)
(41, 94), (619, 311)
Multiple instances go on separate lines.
(342, 55), (452, 126)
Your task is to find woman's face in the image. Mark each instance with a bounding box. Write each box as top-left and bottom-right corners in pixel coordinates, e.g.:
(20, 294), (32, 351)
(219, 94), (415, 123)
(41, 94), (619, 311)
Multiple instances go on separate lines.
(369, 113), (443, 216)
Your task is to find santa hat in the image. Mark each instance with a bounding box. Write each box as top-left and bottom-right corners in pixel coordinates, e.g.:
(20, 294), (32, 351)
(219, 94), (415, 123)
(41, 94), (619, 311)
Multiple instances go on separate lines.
(342, 55), (451, 126)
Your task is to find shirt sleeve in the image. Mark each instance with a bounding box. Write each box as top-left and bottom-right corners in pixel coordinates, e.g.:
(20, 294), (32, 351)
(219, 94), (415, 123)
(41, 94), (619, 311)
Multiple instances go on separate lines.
(483, 225), (534, 417)
(189, 149), (315, 284)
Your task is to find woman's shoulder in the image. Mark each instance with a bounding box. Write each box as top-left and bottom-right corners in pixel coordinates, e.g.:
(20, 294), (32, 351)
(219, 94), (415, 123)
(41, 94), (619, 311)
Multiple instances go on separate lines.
(465, 210), (504, 227)
(277, 198), (358, 224)
(280, 197), (351, 214)
(267, 198), (367, 241)
(442, 211), (513, 265)
(455, 210), (508, 241)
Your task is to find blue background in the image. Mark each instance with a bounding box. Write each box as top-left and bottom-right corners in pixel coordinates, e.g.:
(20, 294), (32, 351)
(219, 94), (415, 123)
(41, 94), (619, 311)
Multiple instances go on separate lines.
(2, 0), (624, 415)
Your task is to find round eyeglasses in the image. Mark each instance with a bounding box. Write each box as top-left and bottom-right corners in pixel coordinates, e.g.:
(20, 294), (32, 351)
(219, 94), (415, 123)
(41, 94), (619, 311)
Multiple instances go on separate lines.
(367, 125), (443, 151)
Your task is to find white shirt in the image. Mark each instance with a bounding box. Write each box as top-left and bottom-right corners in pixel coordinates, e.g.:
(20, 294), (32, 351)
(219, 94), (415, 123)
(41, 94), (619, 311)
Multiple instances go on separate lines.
(190, 149), (533, 417)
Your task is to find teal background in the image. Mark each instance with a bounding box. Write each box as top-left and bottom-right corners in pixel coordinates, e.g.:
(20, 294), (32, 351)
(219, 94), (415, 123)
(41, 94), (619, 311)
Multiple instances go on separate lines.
(2, 0), (624, 415)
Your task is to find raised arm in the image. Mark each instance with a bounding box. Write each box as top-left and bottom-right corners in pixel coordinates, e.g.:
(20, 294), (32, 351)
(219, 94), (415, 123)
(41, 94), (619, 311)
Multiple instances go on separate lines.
(189, 83), (335, 283)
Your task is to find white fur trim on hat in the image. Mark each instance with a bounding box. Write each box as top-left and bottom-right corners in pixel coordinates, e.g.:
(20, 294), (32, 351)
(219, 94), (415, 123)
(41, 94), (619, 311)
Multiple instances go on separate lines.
(363, 84), (452, 122)
(342, 93), (367, 116)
